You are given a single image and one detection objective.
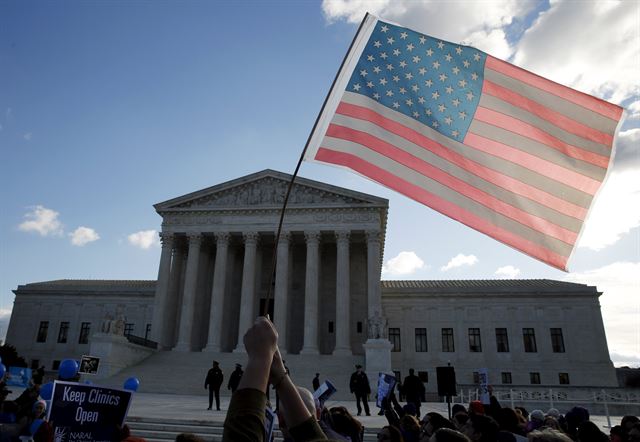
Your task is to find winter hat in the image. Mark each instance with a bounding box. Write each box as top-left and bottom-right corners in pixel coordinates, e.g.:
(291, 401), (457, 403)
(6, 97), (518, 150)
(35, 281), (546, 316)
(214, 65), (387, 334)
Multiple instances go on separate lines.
(530, 410), (545, 422)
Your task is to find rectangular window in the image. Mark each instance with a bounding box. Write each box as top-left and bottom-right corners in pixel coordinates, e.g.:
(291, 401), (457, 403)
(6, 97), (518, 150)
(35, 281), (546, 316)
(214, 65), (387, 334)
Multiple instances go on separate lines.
(145, 324), (152, 340)
(559, 373), (570, 385)
(468, 328), (482, 352)
(78, 322), (91, 344)
(124, 323), (134, 336)
(415, 328), (428, 352)
(357, 321), (363, 334)
(495, 328), (509, 352)
(530, 372), (541, 384)
(328, 321), (334, 333)
(550, 328), (565, 353)
(418, 371), (428, 383)
(442, 328), (455, 352)
(501, 372), (512, 384)
(36, 321), (49, 343)
(523, 328), (537, 352)
(472, 371), (480, 384)
(57, 321), (69, 343)
(389, 328), (401, 352)
(52, 360), (60, 370)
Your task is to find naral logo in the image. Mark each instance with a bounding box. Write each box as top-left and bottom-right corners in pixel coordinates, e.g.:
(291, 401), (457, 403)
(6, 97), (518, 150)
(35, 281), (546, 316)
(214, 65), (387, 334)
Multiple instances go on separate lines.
(54, 427), (68, 442)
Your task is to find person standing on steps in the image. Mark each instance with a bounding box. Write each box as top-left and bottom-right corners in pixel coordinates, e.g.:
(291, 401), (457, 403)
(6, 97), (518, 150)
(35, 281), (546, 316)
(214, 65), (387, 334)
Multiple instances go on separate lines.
(227, 363), (243, 393)
(349, 364), (371, 416)
(204, 360), (224, 411)
(312, 373), (320, 392)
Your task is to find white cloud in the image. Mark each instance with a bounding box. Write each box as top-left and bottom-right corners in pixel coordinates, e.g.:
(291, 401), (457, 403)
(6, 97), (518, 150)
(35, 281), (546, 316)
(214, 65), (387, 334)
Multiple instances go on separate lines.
(627, 100), (640, 120)
(18, 205), (63, 236)
(564, 262), (640, 365)
(382, 251), (425, 276)
(494, 265), (521, 279)
(612, 128), (640, 172)
(513, 1), (639, 106)
(127, 229), (160, 250)
(0, 308), (11, 341)
(578, 170), (640, 250)
(23, 132), (32, 141)
(321, 0), (537, 57)
(69, 226), (100, 246)
(441, 253), (478, 271)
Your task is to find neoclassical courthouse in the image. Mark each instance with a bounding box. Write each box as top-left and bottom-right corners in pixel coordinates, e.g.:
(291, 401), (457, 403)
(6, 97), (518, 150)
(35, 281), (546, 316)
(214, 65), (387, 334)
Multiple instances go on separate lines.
(7, 170), (618, 394)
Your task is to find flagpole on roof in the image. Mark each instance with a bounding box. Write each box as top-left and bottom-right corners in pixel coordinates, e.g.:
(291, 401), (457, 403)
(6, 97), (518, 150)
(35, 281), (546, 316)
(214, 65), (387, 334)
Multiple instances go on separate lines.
(262, 13), (372, 317)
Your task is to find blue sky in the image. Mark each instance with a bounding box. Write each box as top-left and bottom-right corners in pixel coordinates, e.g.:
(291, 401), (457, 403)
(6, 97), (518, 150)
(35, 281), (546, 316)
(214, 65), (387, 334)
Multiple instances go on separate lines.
(1, 1), (638, 365)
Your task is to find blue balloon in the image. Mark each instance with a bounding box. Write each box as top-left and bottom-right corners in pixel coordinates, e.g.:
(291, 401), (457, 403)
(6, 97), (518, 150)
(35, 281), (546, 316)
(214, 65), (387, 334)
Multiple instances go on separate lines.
(40, 382), (54, 400)
(123, 377), (140, 392)
(0, 364), (5, 379)
(59, 359), (79, 379)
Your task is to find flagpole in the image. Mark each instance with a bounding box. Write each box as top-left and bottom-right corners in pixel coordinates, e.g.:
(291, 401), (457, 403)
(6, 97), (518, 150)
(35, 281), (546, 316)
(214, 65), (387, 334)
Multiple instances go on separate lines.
(262, 13), (372, 318)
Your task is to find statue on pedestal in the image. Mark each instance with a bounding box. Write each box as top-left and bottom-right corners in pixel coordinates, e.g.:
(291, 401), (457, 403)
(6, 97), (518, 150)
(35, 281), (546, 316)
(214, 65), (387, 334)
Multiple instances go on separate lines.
(367, 309), (388, 339)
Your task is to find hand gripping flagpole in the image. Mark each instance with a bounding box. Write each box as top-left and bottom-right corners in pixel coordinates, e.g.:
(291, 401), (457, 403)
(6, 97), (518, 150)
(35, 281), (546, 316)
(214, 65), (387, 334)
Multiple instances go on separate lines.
(262, 13), (371, 318)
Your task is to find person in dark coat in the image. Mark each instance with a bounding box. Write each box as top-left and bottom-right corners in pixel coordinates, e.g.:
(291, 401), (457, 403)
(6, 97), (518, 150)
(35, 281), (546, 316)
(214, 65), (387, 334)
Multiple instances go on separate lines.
(312, 373), (320, 392)
(349, 364), (371, 416)
(403, 368), (425, 417)
(227, 363), (243, 393)
(204, 360), (224, 411)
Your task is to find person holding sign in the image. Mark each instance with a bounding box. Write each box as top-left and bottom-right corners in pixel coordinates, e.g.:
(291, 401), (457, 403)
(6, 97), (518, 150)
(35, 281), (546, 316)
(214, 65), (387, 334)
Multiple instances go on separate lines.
(18, 400), (52, 442)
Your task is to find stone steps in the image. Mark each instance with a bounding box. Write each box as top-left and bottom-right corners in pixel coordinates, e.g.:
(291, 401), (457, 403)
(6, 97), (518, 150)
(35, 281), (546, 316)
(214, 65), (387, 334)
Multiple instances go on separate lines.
(103, 350), (364, 400)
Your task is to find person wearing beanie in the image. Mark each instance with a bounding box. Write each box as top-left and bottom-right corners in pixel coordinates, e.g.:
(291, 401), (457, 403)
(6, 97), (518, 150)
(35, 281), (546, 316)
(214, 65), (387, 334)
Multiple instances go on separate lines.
(18, 399), (52, 442)
(546, 408), (560, 419)
(469, 401), (485, 415)
(525, 410), (545, 433)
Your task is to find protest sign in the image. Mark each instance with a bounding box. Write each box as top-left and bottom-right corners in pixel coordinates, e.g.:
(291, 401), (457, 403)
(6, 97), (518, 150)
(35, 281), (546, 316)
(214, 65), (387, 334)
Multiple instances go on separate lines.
(477, 368), (490, 404)
(78, 356), (100, 375)
(313, 380), (337, 406)
(376, 372), (397, 408)
(47, 381), (132, 442)
(6, 367), (32, 388)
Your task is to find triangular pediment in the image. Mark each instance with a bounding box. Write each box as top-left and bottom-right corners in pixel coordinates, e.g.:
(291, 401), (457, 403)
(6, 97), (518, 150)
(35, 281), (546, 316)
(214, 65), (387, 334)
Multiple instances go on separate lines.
(154, 169), (388, 211)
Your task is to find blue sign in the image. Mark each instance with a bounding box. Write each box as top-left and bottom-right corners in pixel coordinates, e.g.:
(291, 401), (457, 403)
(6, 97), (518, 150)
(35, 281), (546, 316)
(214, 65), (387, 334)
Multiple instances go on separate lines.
(6, 367), (32, 388)
(47, 381), (132, 442)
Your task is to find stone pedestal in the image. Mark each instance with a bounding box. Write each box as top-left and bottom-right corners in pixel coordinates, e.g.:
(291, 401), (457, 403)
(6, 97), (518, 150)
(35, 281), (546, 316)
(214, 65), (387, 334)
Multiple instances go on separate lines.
(363, 338), (393, 394)
(89, 333), (155, 379)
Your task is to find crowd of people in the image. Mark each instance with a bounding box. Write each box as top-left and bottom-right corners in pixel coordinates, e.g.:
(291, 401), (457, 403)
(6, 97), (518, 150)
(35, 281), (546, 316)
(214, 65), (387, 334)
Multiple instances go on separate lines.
(0, 317), (637, 442)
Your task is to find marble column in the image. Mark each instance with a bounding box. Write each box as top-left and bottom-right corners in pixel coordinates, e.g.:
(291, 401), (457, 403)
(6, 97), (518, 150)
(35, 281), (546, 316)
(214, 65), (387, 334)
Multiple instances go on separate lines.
(165, 245), (186, 348)
(173, 233), (202, 351)
(150, 232), (173, 348)
(333, 230), (351, 355)
(273, 231), (290, 354)
(366, 230), (383, 319)
(204, 232), (230, 352)
(301, 230), (320, 354)
(234, 232), (259, 353)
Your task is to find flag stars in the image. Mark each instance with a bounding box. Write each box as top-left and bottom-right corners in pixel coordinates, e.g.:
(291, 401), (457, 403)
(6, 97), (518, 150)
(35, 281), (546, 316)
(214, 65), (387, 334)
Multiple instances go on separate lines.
(432, 91), (440, 100)
(444, 116), (453, 125)
(392, 101), (400, 109)
(367, 55), (375, 62)
(406, 43), (415, 51)
(459, 111), (467, 119)
(411, 84), (419, 92)
(386, 63), (394, 70)
(399, 87), (407, 94)
(405, 72), (413, 80)
(360, 69), (368, 77)
(400, 32), (408, 39)
(445, 85), (454, 94)
(452, 98), (461, 107)
(367, 81), (374, 88)
(405, 98), (413, 106)
(437, 41), (445, 49)
(466, 91), (475, 101)
(373, 66), (382, 74)
(418, 96), (426, 104)
(412, 55), (421, 63)
(426, 48), (434, 56)
(379, 78), (388, 85)
(452, 66), (460, 75)
(418, 67), (427, 75)
(419, 36), (426, 44)
(393, 75), (400, 82)
(352, 83), (361, 91)
(473, 52), (481, 61)
(399, 60), (408, 68)
(386, 90), (394, 97)
(471, 72), (478, 81)
(463, 60), (470, 68)
(393, 49), (401, 56)
(425, 79), (433, 87)
(413, 111), (420, 118)
(387, 37), (395, 45)
(373, 93), (380, 100)
(374, 41), (382, 48)
(452, 129), (460, 137)
(439, 73), (448, 82)
(432, 61), (441, 69)
(425, 108), (432, 116)
(438, 103), (447, 113)
(380, 52), (388, 60)
(432, 121), (439, 128)
(458, 79), (467, 88)
(380, 25), (389, 33)
(445, 53), (453, 62)
(455, 47), (463, 55)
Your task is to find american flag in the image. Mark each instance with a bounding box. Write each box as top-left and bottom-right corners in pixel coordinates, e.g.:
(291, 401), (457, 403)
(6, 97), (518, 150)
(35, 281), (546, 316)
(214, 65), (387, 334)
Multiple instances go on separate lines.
(304, 15), (623, 271)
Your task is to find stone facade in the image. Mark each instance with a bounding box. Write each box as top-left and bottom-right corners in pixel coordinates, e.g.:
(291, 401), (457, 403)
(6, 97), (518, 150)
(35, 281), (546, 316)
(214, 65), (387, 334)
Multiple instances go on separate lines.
(6, 170), (618, 390)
